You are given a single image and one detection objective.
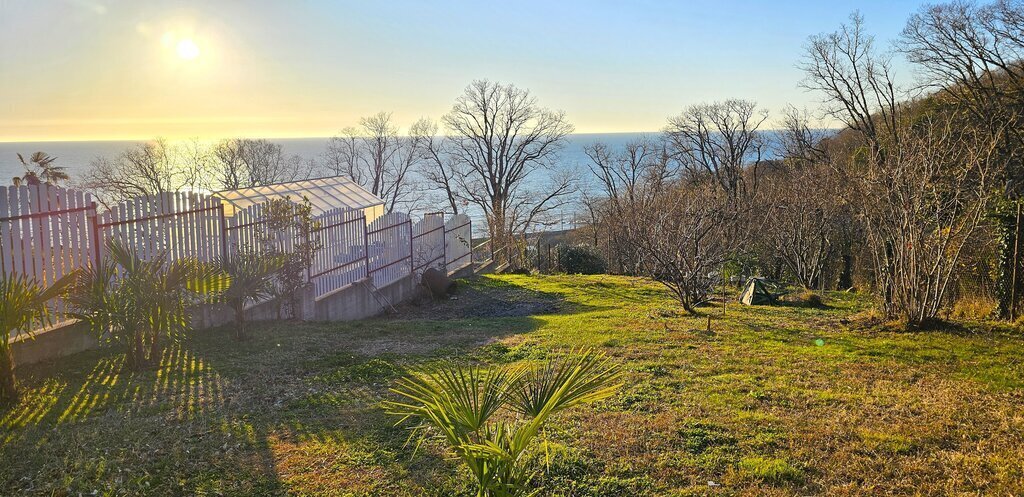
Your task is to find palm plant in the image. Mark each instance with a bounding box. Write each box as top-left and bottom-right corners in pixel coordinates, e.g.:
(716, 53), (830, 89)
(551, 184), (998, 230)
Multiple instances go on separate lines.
(218, 251), (283, 340)
(68, 240), (229, 371)
(17, 152), (68, 185)
(0, 273), (74, 404)
(385, 349), (621, 497)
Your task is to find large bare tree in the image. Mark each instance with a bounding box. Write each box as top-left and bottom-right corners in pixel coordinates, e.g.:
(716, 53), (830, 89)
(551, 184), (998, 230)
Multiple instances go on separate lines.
(664, 99), (767, 199)
(440, 80), (575, 260)
(899, 0), (1024, 318)
(800, 12), (902, 154)
(323, 112), (426, 213)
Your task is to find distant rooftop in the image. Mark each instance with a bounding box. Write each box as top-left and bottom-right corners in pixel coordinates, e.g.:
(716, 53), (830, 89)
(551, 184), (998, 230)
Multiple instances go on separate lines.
(214, 176), (384, 217)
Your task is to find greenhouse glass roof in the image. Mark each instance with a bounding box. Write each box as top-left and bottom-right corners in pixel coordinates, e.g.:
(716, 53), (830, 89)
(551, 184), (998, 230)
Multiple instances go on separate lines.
(214, 176), (384, 215)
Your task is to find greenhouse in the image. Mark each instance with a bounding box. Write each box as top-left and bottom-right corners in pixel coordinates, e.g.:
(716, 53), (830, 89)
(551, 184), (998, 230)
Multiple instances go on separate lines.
(214, 175), (385, 221)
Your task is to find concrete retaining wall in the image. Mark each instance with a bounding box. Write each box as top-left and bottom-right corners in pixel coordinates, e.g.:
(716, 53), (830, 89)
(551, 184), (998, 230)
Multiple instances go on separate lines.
(10, 322), (98, 366)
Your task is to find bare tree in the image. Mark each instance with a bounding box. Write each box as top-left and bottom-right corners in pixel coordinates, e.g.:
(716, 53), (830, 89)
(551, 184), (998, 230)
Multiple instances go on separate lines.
(417, 119), (463, 215)
(583, 137), (673, 273)
(81, 138), (207, 204)
(801, 12), (909, 309)
(664, 99), (767, 199)
(213, 138), (304, 190)
(899, 0), (1024, 318)
(441, 80), (575, 261)
(323, 112), (425, 213)
(778, 105), (828, 167)
(860, 116), (999, 325)
(627, 181), (736, 312)
(900, 0), (1024, 128)
(760, 161), (849, 289)
(800, 12), (902, 153)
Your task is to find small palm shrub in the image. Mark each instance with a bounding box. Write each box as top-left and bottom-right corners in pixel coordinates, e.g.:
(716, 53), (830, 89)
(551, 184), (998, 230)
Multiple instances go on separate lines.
(556, 245), (607, 275)
(386, 349), (621, 497)
(68, 240), (228, 371)
(0, 273), (74, 404)
(219, 251), (283, 340)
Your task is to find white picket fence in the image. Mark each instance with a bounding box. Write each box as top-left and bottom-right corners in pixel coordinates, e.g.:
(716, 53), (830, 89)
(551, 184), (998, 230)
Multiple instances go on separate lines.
(98, 191), (226, 263)
(0, 185), (96, 316)
(309, 207), (368, 298)
(444, 213), (472, 274)
(0, 184), (472, 326)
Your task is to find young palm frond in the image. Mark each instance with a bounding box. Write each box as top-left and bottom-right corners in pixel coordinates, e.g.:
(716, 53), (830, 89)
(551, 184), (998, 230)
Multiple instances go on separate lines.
(218, 251), (283, 340)
(385, 349), (621, 497)
(510, 348), (622, 418)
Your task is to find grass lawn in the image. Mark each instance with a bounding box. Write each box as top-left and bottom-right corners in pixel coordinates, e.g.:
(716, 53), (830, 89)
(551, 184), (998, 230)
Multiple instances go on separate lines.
(3, 274), (1024, 496)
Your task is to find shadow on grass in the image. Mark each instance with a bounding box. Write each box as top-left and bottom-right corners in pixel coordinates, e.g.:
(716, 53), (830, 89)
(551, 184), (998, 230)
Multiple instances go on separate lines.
(0, 276), (603, 494)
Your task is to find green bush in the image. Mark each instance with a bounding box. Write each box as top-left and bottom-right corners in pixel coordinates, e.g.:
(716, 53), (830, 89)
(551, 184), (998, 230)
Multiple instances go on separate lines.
(557, 245), (607, 275)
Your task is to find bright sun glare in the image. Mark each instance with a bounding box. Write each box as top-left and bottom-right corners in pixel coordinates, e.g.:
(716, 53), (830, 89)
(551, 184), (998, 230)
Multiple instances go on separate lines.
(176, 39), (200, 60)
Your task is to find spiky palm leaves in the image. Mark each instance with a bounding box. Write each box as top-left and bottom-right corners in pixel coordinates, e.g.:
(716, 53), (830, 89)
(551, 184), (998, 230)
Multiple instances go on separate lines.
(0, 273), (74, 404)
(218, 251), (284, 340)
(68, 240), (229, 370)
(385, 350), (621, 497)
(17, 152), (68, 185)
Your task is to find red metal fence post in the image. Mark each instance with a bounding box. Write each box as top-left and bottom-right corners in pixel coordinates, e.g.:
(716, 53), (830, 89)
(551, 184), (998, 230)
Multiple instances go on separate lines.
(362, 216), (370, 281)
(218, 202), (229, 261)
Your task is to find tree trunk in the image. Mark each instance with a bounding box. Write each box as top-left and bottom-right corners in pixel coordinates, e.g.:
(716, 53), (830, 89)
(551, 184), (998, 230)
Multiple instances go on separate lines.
(0, 347), (18, 405)
(234, 304), (247, 341)
(148, 330), (162, 367)
(127, 331), (146, 371)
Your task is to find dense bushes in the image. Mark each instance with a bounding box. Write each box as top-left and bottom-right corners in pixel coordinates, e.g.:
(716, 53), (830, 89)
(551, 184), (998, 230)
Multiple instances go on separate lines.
(557, 245), (607, 275)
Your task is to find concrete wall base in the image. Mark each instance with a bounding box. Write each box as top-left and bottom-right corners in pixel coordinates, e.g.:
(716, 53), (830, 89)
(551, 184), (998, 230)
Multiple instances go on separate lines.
(13, 274), (425, 367)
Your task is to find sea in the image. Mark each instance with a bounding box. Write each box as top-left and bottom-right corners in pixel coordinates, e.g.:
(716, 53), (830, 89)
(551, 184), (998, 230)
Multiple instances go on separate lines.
(0, 132), (783, 233)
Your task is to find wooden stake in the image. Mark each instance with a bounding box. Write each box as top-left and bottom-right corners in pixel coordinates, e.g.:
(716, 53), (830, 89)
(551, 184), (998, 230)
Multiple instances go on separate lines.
(1012, 201), (1021, 321)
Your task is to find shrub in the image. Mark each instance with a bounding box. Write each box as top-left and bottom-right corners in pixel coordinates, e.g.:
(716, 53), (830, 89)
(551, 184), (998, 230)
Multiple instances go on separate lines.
(557, 245), (607, 275)
(218, 251), (283, 340)
(797, 289), (824, 307)
(69, 240), (228, 371)
(0, 273), (73, 404)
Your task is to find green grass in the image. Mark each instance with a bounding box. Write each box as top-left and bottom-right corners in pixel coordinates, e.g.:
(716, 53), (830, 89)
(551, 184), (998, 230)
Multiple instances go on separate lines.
(3, 274), (1024, 495)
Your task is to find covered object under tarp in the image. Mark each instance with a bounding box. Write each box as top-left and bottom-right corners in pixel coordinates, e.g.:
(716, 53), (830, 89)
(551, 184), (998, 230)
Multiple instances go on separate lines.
(739, 277), (781, 305)
(214, 176), (385, 221)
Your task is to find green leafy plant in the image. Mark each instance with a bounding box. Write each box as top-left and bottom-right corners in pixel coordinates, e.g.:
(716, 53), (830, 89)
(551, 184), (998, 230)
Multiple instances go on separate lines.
(0, 273), (74, 404)
(556, 245), (607, 275)
(258, 196), (321, 319)
(68, 240), (229, 371)
(218, 251), (284, 340)
(385, 349), (621, 497)
(17, 152), (69, 185)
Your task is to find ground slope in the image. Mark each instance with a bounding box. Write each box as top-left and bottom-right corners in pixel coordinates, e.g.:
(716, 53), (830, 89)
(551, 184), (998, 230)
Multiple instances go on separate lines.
(2, 274), (1023, 496)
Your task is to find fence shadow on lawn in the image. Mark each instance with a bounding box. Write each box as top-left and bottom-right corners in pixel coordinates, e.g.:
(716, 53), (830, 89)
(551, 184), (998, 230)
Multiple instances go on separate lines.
(0, 277), (602, 494)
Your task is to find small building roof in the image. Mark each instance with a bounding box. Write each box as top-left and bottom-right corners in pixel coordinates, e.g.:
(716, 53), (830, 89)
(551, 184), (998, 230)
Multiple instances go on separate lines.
(214, 176), (384, 215)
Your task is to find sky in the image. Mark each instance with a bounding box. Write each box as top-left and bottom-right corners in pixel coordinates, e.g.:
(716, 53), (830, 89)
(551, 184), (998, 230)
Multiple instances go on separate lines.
(0, 0), (927, 142)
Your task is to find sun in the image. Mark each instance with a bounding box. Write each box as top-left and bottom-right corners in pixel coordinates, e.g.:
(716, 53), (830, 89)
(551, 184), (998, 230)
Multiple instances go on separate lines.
(176, 39), (200, 60)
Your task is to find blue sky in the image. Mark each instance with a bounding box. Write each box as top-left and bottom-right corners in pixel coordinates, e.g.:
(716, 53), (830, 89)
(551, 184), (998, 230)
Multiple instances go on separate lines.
(0, 0), (927, 140)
